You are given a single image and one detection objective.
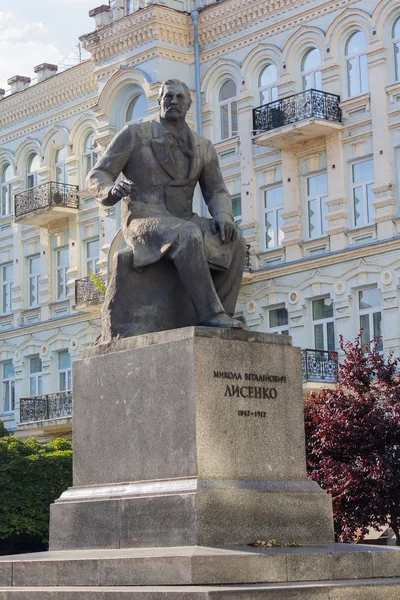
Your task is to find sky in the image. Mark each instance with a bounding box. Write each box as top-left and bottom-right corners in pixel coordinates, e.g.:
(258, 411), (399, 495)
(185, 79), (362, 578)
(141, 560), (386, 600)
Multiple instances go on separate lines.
(0, 0), (96, 90)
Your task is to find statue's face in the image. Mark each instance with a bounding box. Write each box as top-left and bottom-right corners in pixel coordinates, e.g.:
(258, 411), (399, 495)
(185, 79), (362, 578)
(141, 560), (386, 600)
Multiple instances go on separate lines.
(159, 83), (191, 123)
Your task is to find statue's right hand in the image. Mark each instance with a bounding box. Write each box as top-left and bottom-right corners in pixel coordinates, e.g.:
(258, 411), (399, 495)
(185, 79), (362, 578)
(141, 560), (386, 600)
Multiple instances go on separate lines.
(110, 179), (136, 202)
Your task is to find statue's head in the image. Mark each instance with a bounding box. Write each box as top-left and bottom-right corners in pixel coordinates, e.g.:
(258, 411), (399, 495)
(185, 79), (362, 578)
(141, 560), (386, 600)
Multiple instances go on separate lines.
(158, 79), (192, 124)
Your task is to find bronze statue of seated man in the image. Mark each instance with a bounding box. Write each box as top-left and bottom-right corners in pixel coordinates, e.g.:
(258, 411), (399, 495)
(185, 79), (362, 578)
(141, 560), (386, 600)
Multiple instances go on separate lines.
(87, 79), (245, 340)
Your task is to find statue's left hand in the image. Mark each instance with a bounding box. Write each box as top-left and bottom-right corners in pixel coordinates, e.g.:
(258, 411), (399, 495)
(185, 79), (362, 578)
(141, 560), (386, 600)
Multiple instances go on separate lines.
(211, 214), (238, 244)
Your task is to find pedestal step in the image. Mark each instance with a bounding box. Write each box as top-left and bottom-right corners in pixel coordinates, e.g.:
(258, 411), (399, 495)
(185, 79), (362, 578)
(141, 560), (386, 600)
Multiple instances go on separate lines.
(0, 579), (400, 599)
(0, 545), (400, 594)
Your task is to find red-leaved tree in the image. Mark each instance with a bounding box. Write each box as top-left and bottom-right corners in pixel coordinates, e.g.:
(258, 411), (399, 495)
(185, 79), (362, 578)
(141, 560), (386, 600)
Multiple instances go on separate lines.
(305, 335), (400, 544)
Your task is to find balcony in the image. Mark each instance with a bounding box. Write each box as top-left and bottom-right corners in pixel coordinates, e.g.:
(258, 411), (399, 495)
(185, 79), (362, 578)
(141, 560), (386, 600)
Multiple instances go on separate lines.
(14, 182), (79, 226)
(74, 276), (105, 312)
(253, 89), (342, 150)
(19, 391), (72, 424)
(301, 349), (338, 384)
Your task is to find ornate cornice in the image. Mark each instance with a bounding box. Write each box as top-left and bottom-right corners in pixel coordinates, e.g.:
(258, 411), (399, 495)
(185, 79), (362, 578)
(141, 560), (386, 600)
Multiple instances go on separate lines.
(94, 46), (193, 84)
(0, 99), (98, 146)
(81, 6), (192, 64)
(0, 61), (97, 133)
(198, 0), (360, 61)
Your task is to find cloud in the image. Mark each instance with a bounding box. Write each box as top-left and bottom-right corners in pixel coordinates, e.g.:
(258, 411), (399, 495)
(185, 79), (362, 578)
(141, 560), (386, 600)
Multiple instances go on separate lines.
(0, 12), (61, 89)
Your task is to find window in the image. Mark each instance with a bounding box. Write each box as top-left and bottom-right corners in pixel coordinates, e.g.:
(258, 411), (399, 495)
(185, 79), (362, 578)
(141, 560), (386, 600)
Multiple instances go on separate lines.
(352, 159), (375, 226)
(231, 195), (242, 227)
(126, 93), (148, 123)
(1, 263), (12, 314)
(125, 0), (135, 15)
(83, 132), (97, 179)
(29, 356), (43, 396)
(268, 307), (289, 335)
(85, 238), (100, 275)
(58, 350), (72, 391)
(393, 18), (400, 81)
(0, 163), (13, 217)
(56, 247), (69, 301)
(258, 64), (278, 105)
(359, 288), (382, 351)
(219, 79), (238, 140)
(312, 298), (335, 351)
(55, 147), (68, 184)
(302, 48), (322, 90)
(307, 172), (328, 238)
(28, 255), (40, 308)
(346, 31), (369, 97)
(2, 362), (15, 412)
(263, 185), (284, 249)
(27, 154), (40, 189)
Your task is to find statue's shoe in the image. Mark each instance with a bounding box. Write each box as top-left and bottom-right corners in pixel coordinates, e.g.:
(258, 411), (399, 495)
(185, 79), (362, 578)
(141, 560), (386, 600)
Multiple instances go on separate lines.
(200, 313), (244, 329)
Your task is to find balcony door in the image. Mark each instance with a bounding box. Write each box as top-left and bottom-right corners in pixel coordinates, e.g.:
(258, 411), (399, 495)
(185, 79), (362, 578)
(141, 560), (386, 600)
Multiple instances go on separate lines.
(29, 356), (43, 396)
(27, 154), (40, 189)
(55, 147), (68, 185)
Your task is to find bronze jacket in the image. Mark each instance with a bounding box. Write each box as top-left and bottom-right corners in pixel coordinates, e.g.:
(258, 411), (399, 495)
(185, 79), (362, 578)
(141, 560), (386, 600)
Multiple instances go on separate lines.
(86, 118), (235, 271)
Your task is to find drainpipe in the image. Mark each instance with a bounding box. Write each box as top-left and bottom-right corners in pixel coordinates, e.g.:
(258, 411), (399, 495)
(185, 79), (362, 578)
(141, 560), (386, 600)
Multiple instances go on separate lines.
(191, 8), (206, 216)
(191, 9), (203, 136)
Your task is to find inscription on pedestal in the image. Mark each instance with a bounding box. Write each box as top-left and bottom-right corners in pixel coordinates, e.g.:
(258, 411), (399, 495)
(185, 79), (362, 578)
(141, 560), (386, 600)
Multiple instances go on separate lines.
(213, 370), (287, 419)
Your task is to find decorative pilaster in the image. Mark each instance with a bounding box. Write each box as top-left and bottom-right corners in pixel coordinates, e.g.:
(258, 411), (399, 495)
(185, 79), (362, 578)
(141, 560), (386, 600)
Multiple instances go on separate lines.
(367, 43), (396, 239)
(325, 133), (348, 251)
(281, 150), (302, 262)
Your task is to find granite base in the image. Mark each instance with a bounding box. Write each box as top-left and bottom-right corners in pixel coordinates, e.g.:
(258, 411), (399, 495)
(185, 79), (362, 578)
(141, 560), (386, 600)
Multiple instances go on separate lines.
(50, 327), (334, 550)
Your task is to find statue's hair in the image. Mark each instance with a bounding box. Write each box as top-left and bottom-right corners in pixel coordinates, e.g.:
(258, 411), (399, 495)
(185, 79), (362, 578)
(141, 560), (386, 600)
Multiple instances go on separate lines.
(158, 79), (192, 106)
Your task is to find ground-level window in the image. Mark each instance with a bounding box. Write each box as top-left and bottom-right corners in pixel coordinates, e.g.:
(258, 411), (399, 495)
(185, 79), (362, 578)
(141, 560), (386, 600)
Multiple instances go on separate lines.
(2, 362), (15, 412)
(359, 288), (382, 351)
(268, 306), (289, 335)
(312, 297), (335, 351)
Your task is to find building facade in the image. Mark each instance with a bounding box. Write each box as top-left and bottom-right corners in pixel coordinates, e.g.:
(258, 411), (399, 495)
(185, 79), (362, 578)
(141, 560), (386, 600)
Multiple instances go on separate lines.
(0, 0), (398, 438)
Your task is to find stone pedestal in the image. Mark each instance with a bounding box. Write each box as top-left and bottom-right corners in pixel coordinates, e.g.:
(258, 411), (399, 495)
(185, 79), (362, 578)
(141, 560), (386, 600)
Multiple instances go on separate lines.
(5, 328), (400, 598)
(50, 328), (334, 550)
(50, 327), (333, 550)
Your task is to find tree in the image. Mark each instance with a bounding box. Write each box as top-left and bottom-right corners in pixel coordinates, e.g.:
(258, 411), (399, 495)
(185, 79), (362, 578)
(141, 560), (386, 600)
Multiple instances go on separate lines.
(305, 335), (400, 544)
(0, 420), (10, 438)
(0, 436), (72, 554)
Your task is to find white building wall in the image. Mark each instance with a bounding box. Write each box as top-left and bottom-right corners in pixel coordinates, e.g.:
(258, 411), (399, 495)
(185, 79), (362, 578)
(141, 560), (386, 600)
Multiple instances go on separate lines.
(1, 0), (400, 434)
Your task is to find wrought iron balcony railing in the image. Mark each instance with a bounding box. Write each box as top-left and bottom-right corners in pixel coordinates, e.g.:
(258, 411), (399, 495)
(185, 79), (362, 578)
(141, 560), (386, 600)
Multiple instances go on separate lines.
(75, 276), (105, 307)
(19, 390), (72, 424)
(14, 181), (79, 221)
(244, 244), (251, 272)
(253, 89), (342, 133)
(301, 349), (338, 383)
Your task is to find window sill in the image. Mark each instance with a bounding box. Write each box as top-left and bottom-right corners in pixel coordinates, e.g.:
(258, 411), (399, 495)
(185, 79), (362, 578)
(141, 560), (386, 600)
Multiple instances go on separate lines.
(300, 236), (330, 257)
(50, 299), (69, 307)
(386, 81), (400, 106)
(344, 223), (377, 246)
(257, 247), (284, 268)
(0, 412), (15, 421)
(340, 93), (371, 119)
(299, 235), (329, 246)
(213, 136), (239, 152)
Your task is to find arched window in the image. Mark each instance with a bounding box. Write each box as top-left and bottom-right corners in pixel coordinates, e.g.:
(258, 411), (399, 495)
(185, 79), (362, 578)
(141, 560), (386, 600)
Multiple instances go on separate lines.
(27, 153), (40, 189)
(219, 79), (238, 140)
(0, 163), (13, 217)
(346, 31), (369, 97)
(258, 64), (278, 105)
(393, 18), (400, 81)
(83, 132), (97, 179)
(55, 147), (68, 184)
(126, 92), (148, 123)
(301, 48), (322, 90)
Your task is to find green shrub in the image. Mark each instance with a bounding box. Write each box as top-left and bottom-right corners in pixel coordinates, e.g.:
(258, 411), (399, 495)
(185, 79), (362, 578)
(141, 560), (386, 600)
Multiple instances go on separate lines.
(0, 435), (72, 554)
